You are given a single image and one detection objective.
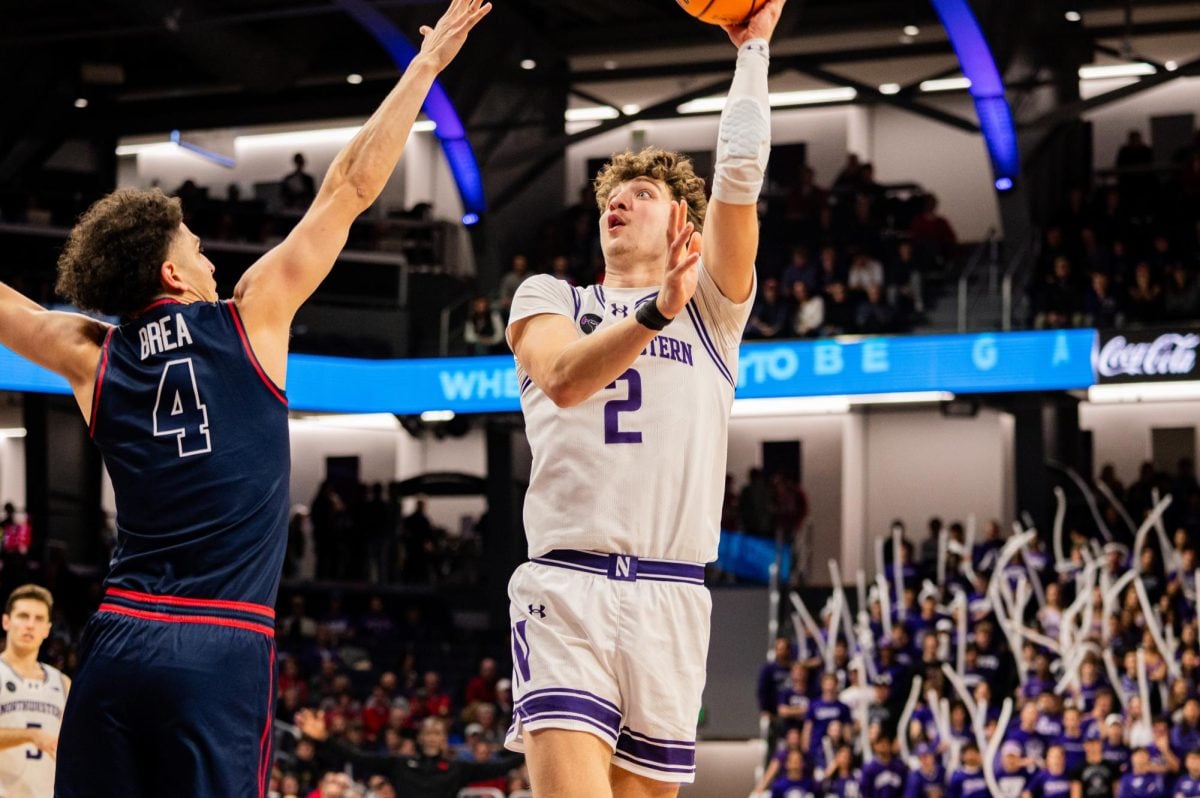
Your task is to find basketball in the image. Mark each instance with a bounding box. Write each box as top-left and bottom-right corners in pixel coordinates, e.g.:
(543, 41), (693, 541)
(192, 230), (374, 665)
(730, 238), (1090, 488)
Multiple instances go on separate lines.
(675, 0), (759, 26)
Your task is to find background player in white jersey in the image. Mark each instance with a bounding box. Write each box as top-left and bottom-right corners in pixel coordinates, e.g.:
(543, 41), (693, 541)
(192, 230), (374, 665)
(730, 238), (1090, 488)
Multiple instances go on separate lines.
(0, 585), (69, 798)
(504, 2), (785, 795)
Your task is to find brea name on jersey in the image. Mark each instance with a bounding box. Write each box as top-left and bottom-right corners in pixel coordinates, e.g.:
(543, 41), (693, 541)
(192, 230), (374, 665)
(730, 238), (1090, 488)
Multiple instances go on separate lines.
(640, 335), (694, 367)
(139, 313), (194, 360)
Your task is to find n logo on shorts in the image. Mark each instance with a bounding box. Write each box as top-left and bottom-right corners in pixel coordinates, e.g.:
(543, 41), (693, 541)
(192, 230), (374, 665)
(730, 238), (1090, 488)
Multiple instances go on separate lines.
(608, 554), (639, 582)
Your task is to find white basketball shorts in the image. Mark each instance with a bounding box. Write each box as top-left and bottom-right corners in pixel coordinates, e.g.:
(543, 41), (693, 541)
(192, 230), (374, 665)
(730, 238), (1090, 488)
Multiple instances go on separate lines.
(504, 549), (712, 783)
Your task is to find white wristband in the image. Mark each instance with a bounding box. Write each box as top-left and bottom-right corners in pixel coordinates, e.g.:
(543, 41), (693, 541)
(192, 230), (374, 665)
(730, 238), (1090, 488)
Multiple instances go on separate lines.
(712, 38), (771, 205)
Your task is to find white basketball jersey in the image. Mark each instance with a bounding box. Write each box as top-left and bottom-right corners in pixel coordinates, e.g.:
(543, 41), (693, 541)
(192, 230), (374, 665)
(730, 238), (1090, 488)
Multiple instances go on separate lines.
(509, 264), (752, 563)
(0, 659), (66, 798)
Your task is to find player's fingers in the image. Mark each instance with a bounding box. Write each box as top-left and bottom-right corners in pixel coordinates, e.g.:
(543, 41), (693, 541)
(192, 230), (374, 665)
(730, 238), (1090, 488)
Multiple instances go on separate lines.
(419, 25), (433, 37)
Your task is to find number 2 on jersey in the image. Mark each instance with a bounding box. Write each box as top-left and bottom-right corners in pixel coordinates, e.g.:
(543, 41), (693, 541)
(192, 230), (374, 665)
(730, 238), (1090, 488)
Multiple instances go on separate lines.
(153, 358), (212, 457)
(604, 368), (642, 444)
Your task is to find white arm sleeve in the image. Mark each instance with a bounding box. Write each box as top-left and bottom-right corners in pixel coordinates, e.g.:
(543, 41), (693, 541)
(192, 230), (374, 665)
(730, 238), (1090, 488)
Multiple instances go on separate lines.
(712, 38), (771, 206)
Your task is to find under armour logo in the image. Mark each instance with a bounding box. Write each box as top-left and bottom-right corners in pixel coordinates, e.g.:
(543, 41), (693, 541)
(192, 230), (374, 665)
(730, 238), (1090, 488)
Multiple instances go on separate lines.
(528, 604), (547, 618)
(610, 303), (629, 318)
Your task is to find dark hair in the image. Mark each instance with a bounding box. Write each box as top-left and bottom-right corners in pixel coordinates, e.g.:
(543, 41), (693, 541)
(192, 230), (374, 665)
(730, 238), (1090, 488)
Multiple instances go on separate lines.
(56, 188), (182, 317)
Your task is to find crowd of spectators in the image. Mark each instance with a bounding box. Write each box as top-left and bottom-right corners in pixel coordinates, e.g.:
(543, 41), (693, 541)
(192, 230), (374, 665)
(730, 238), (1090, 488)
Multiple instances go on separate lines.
(489, 156), (957, 346)
(1029, 131), (1200, 330)
(294, 482), (488, 588)
(753, 456), (1200, 798)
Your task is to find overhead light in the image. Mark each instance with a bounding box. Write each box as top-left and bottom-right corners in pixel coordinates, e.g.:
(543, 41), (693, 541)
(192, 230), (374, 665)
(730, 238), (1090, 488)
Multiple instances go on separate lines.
(903, 24), (920, 36)
(621, 103), (641, 115)
(114, 141), (175, 156)
(291, 413), (402, 430)
(1087, 382), (1200, 404)
(0, 428), (27, 439)
(73, 98), (89, 109)
(1064, 10), (1082, 22)
(346, 73), (364, 85)
(1078, 62), (1156, 80)
(461, 213), (479, 226)
(995, 177), (1014, 191)
(732, 397), (851, 417)
(1165, 60), (1179, 72)
(420, 410), (456, 422)
(731, 391), (953, 417)
(565, 106), (620, 122)
(679, 87), (857, 114)
(603, 59), (618, 70)
(520, 58), (537, 71)
(235, 122), (435, 149)
(879, 83), (902, 95)
(919, 76), (972, 92)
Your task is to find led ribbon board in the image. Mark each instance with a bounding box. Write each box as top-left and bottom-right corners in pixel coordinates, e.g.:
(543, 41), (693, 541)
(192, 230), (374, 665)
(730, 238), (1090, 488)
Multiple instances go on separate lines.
(929, 0), (1021, 190)
(0, 330), (1097, 415)
(337, 0), (486, 219)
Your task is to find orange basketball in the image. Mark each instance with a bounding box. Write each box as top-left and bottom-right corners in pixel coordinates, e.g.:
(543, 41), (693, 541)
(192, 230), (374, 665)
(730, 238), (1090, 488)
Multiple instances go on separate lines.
(675, 0), (760, 26)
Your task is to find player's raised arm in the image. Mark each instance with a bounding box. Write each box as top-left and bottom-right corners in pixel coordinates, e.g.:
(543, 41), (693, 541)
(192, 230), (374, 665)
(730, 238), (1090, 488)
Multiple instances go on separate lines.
(0, 283), (108, 415)
(701, 0), (786, 304)
(233, 0), (491, 380)
(509, 200), (701, 408)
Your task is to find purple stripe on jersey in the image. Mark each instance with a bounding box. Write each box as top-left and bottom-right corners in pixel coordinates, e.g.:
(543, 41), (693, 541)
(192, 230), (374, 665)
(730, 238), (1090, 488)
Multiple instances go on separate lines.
(530, 558), (607, 578)
(612, 750), (696, 774)
(635, 291), (659, 308)
(597, 285), (606, 305)
(517, 694), (621, 735)
(617, 730), (696, 768)
(517, 686), (621, 714)
(683, 301), (735, 387)
(572, 288), (582, 321)
(520, 711), (619, 741)
(520, 376), (533, 395)
(621, 727), (697, 747)
(512, 620), (532, 683)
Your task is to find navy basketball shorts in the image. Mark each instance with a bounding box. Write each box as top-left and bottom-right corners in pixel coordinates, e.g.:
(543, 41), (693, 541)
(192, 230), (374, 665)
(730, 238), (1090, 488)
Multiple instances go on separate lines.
(55, 591), (277, 798)
(504, 550), (711, 784)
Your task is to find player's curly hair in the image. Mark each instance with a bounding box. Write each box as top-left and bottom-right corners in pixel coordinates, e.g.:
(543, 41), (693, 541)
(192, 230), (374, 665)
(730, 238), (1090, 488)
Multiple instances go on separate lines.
(593, 147), (708, 231)
(56, 188), (182, 317)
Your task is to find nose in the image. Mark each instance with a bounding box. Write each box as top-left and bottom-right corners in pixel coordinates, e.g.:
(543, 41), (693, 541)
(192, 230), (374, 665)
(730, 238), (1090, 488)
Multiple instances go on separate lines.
(608, 191), (628, 212)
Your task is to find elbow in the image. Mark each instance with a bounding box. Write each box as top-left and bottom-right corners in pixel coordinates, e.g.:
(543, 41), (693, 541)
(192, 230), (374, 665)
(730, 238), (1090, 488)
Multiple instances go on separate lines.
(541, 376), (586, 409)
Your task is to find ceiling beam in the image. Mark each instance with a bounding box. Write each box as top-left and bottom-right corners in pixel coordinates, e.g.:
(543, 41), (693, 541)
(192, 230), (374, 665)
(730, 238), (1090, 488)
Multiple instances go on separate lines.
(1024, 55), (1200, 130)
(794, 64), (979, 133)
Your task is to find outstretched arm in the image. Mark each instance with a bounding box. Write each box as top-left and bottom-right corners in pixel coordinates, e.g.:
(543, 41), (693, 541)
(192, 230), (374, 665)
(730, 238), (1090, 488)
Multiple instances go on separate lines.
(0, 283), (108, 419)
(234, 0), (492, 386)
(701, 0), (786, 304)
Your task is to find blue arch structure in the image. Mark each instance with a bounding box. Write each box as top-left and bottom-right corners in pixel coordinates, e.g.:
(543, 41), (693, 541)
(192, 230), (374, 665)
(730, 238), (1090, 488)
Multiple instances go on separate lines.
(929, 0), (1021, 191)
(337, 0), (486, 222)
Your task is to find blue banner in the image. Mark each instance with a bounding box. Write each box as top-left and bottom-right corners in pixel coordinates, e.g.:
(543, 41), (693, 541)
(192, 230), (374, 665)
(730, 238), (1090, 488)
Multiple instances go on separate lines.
(0, 328), (1098, 414)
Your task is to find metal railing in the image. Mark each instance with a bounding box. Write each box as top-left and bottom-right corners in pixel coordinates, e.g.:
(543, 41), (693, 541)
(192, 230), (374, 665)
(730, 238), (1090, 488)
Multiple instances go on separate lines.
(956, 228), (1000, 332)
(1000, 237), (1036, 331)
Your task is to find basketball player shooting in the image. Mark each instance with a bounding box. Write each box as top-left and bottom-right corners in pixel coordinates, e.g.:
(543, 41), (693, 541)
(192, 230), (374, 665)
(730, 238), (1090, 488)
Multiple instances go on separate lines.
(503, 1), (785, 795)
(0, 585), (68, 798)
(0, 2), (489, 796)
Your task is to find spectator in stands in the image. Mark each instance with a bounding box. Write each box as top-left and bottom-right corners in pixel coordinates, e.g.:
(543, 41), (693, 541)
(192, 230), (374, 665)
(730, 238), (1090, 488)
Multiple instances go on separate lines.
(465, 657), (498, 706)
(790, 280), (824, 338)
(822, 282), (857, 336)
(411, 670), (451, 722)
(887, 239), (924, 317)
(549, 254), (574, 285)
(780, 245), (815, 296)
(769, 749), (812, 798)
(758, 637), (795, 724)
(311, 480), (347, 580)
(856, 284), (895, 334)
(463, 295), (504, 354)
(776, 661), (810, 732)
(746, 277), (790, 339)
(1118, 748), (1165, 797)
(860, 734), (908, 797)
(281, 153), (317, 210)
(295, 713), (521, 798)
(908, 194), (957, 253)
(281, 595), (318, 642)
(905, 742), (946, 797)
(1082, 270), (1123, 328)
(1125, 262), (1164, 324)
(847, 253), (885, 295)
(948, 741), (987, 798)
(740, 468), (774, 539)
(1034, 257), (1081, 329)
(785, 166), (828, 245)
(1164, 262), (1200, 320)
(1115, 130), (1155, 211)
(401, 499), (435, 584)
(498, 254), (531, 317)
(833, 154), (863, 191)
(818, 243), (847, 290)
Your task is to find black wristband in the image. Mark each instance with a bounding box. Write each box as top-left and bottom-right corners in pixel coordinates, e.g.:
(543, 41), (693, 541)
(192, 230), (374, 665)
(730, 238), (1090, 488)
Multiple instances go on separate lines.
(636, 300), (673, 331)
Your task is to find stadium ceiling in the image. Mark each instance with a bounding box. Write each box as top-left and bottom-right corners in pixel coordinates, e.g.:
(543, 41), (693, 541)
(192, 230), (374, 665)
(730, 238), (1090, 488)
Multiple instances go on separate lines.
(2, 0), (1199, 153)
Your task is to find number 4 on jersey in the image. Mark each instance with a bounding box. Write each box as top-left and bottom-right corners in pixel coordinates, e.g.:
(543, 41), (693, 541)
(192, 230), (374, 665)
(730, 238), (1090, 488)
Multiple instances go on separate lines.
(153, 358), (212, 457)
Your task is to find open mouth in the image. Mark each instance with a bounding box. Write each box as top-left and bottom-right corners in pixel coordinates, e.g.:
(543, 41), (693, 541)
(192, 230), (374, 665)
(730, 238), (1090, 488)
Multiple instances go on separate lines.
(607, 214), (626, 231)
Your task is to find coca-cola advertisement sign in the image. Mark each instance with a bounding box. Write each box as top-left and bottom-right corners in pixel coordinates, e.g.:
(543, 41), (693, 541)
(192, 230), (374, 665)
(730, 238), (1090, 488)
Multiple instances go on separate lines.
(1095, 329), (1200, 383)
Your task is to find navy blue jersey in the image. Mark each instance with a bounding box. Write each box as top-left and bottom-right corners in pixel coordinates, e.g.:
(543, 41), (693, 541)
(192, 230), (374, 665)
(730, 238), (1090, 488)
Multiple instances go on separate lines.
(90, 299), (289, 608)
